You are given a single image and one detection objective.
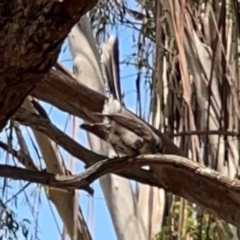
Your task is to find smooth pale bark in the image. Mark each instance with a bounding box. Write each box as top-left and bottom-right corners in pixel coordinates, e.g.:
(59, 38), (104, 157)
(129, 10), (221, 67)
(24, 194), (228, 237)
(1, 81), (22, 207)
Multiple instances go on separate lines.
(67, 16), (147, 240)
(148, 0), (238, 180)
(137, 2), (166, 237)
(137, 111), (166, 237)
(183, 25), (238, 178)
(22, 98), (91, 240)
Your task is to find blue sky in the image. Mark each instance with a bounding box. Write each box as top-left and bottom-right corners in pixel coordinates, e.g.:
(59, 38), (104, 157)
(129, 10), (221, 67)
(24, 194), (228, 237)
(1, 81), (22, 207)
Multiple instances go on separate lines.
(0, 3), (152, 240)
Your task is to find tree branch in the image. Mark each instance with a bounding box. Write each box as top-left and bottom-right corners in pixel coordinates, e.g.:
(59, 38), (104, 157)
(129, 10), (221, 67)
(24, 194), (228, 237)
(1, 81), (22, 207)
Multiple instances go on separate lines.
(33, 69), (105, 122)
(12, 107), (163, 187)
(13, 107), (102, 164)
(35, 68), (184, 156)
(1, 154), (240, 228)
(31, 69), (240, 227)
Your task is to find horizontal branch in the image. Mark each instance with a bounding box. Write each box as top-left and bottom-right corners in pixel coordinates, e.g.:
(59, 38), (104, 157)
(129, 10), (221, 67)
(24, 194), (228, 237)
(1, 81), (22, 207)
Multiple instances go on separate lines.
(12, 107), (160, 187)
(170, 130), (240, 137)
(0, 164), (64, 188)
(1, 154), (240, 228)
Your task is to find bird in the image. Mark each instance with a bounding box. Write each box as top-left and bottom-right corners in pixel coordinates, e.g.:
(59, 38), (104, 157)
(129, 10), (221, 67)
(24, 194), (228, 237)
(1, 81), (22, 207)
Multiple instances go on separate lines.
(80, 96), (163, 156)
(80, 36), (163, 157)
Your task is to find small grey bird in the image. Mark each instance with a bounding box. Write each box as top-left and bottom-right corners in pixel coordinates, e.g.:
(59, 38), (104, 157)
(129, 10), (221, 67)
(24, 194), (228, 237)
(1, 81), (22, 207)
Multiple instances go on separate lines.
(81, 36), (163, 156)
(81, 96), (162, 156)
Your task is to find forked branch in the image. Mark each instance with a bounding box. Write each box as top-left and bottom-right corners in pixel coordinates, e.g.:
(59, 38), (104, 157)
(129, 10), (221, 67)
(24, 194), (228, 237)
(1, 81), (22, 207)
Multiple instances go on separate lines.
(0, 154), (240, 228)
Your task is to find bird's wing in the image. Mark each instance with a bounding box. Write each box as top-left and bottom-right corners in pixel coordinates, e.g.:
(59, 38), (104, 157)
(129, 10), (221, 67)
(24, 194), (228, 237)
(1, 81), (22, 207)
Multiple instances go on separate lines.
(95, 113), (154, 142)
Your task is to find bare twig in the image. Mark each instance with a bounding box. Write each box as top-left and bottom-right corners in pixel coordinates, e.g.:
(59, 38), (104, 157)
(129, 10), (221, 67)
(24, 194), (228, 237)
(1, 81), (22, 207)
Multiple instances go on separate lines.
(0, 140), (38, 171)
(170, 130), (240, 137)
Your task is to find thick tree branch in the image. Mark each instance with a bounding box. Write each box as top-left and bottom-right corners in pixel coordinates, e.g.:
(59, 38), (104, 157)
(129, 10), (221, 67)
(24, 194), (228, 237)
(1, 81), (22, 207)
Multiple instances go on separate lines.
(12, 107), (163, 187)
(1, 154), (240, 228)
(34, 68), (184, 156)
(0, 0), (98, 130)
(33, 69), (105, 121)
(31, 68), (240, 227)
